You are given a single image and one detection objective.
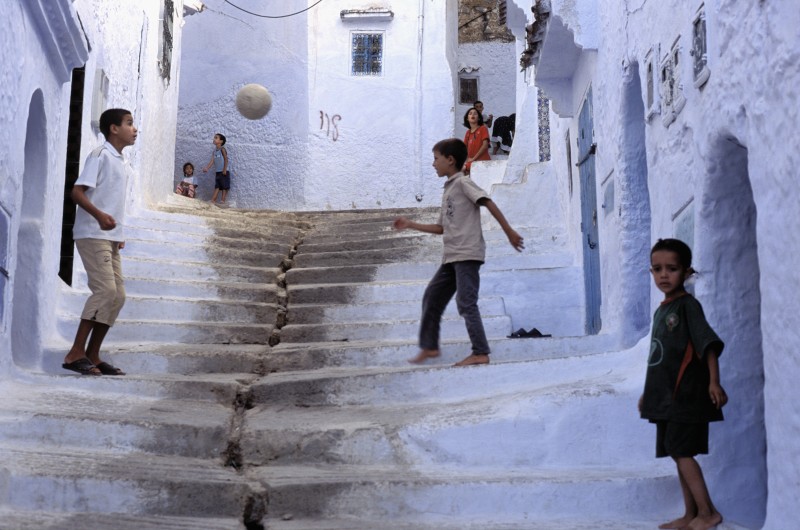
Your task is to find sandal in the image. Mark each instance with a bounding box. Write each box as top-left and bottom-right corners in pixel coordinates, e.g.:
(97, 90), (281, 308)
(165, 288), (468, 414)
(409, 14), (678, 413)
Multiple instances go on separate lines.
(62, 358), (101, 376)
(96, 361), (126, 376)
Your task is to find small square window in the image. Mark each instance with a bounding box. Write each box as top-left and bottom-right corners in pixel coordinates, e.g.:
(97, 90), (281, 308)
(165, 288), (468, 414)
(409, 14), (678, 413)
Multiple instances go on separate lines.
(352, 33), (383, 76)
(644, 46), (660, 121)
(459, 78), (478, 104)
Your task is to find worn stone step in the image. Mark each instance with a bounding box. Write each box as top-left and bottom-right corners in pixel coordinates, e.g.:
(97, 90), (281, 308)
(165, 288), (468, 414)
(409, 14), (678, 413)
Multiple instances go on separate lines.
(60, 290), (277, 324)
(262, 333), (617, 372)
(56, 317), (272, 345)
(250, 347), (628, 407)
(286, 296), (507, 324)
(24, 370), (256, 403)
(257, 518), (701, 530)
(116, 277), (278, 302)
(292, 246), (434, 268)
(278, 314), (511, 344)
(252, 464), (679, 522)
(242, 368), (650, 467)
(42, 344), (265, 375)
(0, 382), (232, 458)
(125, 223), (296, 254)
(117, 256), (280, 284)
(300, 233), (432, 253)
(122, 239), (287, 268)
(0, 510), (246, 530)
(0, 444), (256, 518)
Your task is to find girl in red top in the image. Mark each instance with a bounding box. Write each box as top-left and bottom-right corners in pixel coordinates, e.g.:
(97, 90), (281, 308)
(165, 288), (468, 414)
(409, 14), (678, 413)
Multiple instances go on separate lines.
(463, 107), (491, 174)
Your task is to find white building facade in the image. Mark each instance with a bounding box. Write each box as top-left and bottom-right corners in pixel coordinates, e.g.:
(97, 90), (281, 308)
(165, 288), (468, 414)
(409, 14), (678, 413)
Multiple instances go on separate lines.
(502, 0), (800, 527)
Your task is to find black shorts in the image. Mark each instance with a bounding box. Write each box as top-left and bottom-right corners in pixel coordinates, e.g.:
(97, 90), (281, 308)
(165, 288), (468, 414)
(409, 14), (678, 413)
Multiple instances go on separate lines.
(215, 171), (231, 190)
(655, 421), (709, 458)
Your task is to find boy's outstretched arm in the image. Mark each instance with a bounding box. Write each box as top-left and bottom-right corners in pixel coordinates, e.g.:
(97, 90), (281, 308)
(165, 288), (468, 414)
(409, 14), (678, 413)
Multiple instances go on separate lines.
(203, 152), (214, 172)
(478, 198), (524, 251)
(392, 216), (443, 235)
(706, 347), (727, 409)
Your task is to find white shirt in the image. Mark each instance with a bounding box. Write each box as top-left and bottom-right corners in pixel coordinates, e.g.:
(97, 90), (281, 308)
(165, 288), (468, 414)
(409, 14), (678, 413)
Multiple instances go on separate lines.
(73, 142), (130, 242)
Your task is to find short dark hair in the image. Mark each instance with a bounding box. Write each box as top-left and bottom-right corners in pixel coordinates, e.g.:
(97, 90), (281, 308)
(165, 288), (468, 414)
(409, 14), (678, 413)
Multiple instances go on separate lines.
(651, 238), (693, 269)
(215, 133), (227, 146)
(474, 100), (483, 106)
(183, 162), (194, 173)
(463, 107), (485, 128)
(99, 108), (132, 139)
(432, 138), (468, 170)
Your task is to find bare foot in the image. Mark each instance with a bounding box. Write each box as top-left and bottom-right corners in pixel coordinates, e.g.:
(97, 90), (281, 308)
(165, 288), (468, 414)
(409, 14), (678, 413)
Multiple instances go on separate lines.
(659, 516), (693, 529)
(453, 354), (490, 367)
(408, 349), (440, 364)
(687, 513), (722, 530)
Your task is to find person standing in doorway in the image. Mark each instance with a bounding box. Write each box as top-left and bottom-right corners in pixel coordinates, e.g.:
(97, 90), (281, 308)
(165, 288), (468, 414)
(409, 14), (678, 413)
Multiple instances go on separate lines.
(62, 108), (136, 376)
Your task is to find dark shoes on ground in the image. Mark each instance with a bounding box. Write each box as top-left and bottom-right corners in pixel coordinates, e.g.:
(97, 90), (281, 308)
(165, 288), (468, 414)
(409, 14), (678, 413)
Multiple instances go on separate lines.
(508, 327), (551, 339)
(62, 358), (125, 376)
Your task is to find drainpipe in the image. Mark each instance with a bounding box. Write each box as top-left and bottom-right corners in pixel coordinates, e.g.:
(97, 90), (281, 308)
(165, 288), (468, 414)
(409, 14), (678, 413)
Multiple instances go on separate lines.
(414, 0), (425, 202)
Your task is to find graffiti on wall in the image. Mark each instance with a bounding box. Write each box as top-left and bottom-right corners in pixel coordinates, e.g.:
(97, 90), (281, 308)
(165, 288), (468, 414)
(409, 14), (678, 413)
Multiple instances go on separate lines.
(319, 111), (341, 141)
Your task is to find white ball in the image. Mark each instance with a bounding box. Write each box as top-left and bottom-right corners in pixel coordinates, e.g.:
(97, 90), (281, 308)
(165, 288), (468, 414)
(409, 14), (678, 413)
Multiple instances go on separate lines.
(235, 83), (272, 120)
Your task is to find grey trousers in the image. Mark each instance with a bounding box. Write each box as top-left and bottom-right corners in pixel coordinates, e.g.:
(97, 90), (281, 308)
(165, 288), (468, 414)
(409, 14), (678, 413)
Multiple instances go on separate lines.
(418, 260), (490, 355)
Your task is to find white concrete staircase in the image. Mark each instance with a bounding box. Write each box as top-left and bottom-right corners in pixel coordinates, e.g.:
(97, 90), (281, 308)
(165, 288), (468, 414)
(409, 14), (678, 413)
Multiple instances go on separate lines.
(0, 197), (746, 529)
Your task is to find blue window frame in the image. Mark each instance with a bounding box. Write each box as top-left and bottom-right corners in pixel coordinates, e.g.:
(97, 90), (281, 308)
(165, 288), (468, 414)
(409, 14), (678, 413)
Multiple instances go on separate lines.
(351, 33), (383, 76)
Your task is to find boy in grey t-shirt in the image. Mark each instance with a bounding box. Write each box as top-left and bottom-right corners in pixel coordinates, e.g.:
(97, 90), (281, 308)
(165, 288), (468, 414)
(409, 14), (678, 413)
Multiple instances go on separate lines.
(393, 138), (524, 367)
(62, 108), (136, 376)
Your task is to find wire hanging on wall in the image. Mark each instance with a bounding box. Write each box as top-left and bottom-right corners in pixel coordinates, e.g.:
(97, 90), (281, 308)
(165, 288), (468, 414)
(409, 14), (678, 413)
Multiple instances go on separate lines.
(222, 0), (324, 19)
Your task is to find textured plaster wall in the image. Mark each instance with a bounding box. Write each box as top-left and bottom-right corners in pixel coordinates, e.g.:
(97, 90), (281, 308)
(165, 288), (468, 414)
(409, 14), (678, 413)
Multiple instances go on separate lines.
(175, 0), (309, 209)
(0, 0), (182, 375)
(0, 2), (72, 375)
(525, 0), (799, 526)
(73, 0), (182, 210)
(305, 0), (456, 210)
(455, 41), (517, 138)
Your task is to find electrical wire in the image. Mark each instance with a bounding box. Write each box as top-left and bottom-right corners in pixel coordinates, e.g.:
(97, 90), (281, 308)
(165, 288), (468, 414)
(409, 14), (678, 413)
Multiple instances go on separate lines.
(222, 0), (324, 19)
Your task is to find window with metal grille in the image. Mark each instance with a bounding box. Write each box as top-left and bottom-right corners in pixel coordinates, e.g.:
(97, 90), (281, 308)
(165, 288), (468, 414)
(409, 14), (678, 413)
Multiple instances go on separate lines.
(351, 33), (383, 76)
(692, 6), (710, 87)
(459, 78), (478, 104)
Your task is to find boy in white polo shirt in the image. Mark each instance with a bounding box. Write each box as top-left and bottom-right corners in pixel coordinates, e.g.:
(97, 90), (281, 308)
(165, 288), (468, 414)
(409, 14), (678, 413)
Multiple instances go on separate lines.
(62, 108), (136, 376)
(393, 138), (524, 367)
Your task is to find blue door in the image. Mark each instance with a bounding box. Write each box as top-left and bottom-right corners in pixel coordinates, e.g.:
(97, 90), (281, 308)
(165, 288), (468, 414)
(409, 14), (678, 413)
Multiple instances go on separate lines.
(577, 89), (601, 334)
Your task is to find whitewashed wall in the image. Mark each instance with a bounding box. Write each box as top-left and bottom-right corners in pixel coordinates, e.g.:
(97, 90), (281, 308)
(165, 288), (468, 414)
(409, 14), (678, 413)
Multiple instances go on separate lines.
(455, 41), (517, 138)
(176, 0), (458, 211)
(510, 0), (799, 526)
(174, 0), (309, 209)
(305, 0), (456, 210)
(0, 0), (182, 376)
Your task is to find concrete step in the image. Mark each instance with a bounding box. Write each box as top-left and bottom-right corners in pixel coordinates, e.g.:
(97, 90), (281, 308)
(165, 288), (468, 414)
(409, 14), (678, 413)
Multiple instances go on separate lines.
(252, 464), (679, 523)
(121, 239), (287, 269)
(261, 333), (617, 372)
(22, 371), (257, 403)
(241, 368), (650, 468)
(257, 518), (709, 530)
(0, 382), (232, 458)
(42, 344), (266, 375)
(250, 347), (628, 407)
(125, 223), (296, 253)
(278, 314), (511, 343)
(117, 277), (279, 303)
(60, 290), (278, 324)
(56, 316), (272, 345)
(0, 510), (246, 530)
(286, 296), (507, 324)
(0, 443), (256, 518)
(116, 256), (280, 284)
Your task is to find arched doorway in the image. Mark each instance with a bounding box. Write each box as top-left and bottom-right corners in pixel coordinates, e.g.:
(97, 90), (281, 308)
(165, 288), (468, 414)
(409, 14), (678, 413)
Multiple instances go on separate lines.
(696, 134), (767, 527)
(11, 90), (48, 369)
